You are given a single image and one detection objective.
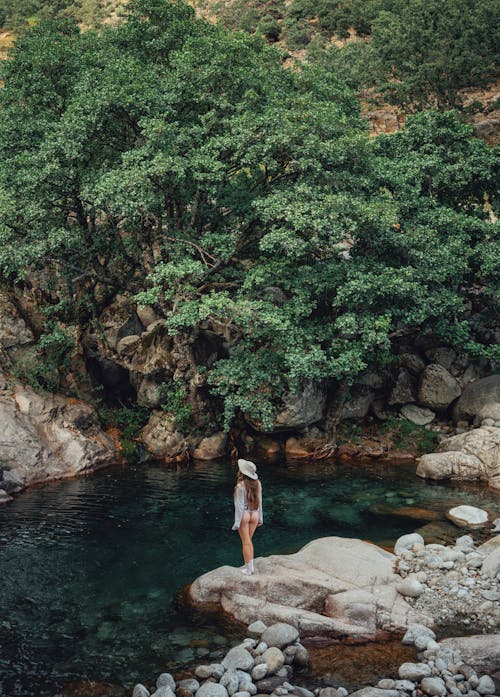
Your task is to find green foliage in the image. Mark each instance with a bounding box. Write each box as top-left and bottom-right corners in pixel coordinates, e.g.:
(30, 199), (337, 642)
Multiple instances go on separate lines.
(159, 382), (193, 432)
(12, 322), (75, 391)
(381, 416), (440, 455)
(0, 0), (109, 29)
(98, 403), (150, 439)
(0, 1), (498, 432)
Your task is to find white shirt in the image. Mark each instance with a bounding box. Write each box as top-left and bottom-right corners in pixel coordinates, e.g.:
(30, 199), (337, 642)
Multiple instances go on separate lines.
(232, 480), (263, 530)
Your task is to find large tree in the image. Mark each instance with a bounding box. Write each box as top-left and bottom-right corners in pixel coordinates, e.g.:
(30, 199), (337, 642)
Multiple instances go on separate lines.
(0, 0), (497, 431)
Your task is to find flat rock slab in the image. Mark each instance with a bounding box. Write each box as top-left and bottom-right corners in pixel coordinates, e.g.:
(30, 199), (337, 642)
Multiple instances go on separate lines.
(188, 537), (433, 639)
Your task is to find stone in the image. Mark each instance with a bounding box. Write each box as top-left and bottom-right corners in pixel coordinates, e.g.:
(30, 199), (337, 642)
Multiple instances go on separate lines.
(420, 677), (446, 697)
(446, 506), (489, 528)
(0, 291), (34, 349)
(133, 686), (151, 697)
(400, 404), (436, 426)
(475, 403), (500, 426)
(189, 537), (433, 639)
(261, 647), (284, 674)
(116, 334), (141, 357)
(252, 665), (268, 681)
(417, 425), (500, 490)
(394, 681), (415, 692)
(221, 670), (240, 695)
(249, 381), (326, 432)
(0, 383), (118, 498)
(402, 624), (436, 646)
(292, 645), (309, 668)
(196, 684), (229, 697)
(418, 364), (461, 410)
(399, 353), (426, 375)
(476, 676), (495, 695)
(396, 578), (425, 598)
(152, 688), (175, 697)
(179, 680), (200, 693)
(481, 548), (500, 578)
(222, 647), (255, 672)
(341, 387), (375, 420)
(255, 677), (284, 693)
(454, 376), (500, 422)
(425, 347), (457, 372)
(248, 621), (267, 637)
(376, 681), (395, 690)
(192, 433), (227, 460)
(233, 693), (251, 697)
(140, 411), (190, 460)
(261, 624), (299, 649)
(136, 304), (159, 328)
(195, 666), (214, 680)
(455, 535), (475, 552)
(319, 689), (343, 697)
(349, 690), (399, 697)
(398, 663), (432, 680)
(158, 674), (176, 690)
(389, 369), (417, 406)
(395, 533), (425, 556)
(256, 642), (268, 655)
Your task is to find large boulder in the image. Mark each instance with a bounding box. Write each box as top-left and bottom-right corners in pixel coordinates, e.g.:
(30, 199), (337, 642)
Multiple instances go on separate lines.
(0, 383), (118, 498)
(188, 537), (433, 639)
(248, 381), (326, 432)
(416, 426), (500, 490)
(454, 375), (500, 423)
(140, 411), (190, 461)
(388, 369), (417, 406)
(418, 364), (461, 410)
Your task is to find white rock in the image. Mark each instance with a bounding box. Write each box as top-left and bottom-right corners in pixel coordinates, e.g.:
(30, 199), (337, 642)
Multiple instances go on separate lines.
(196, 685), (229, 697)
(396, 578), (425, 598)
(261, 623), (299, 649)
(398, 663), (432, 680)
(420, 677), (446, 697)
(133, 686), (150, 697)
(476, 676), (495, 695)
(402, 624), (436, 646)
(447, 506), (489, 528)
(222, 647), (254, 672)
(157, 674), (176, 690)
(395, 534), (425, 556)
(248, 621), (267, 637)
(481, 548), (500, 578)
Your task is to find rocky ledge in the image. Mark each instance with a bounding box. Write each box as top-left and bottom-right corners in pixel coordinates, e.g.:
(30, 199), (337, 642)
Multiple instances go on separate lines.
(189, 537), (434, 639)
(0, 377), (120, 502)
(132, 621), (500, 697)
(189, 532), (500, 640)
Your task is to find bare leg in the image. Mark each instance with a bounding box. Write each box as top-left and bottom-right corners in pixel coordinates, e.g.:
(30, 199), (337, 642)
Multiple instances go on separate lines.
(238, 511), (253, 564)
(248, 510), (259, 540)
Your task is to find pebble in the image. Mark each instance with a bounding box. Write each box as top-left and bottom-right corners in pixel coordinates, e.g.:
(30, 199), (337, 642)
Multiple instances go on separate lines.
(476, 676), (495, 695)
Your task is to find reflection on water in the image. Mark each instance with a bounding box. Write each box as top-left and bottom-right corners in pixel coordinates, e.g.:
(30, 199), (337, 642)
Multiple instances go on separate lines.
(0, 458), (498, 696)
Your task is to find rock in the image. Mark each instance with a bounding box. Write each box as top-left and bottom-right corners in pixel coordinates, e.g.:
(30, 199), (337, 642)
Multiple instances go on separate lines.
(136, 304), (159, 328)
(420, 677), (446, 697)
(400, 404), (435, 426)
(396, 578), (425, 598)
(0, 383), (118, 497)
(255, 677), (285, 693)
(261, 624), (299, 650)
(248, 621), (267, 637)
(116, 334), (141, 357)
(178, 680), (200, 693)
(402, 624), (436, 646)
(349, 690), (399, 697)
(152, 688), (175, 697)
(222, 647), (255, 672)
(481, 548), (500, 578)
(196, 684), (229, 697)
(425, 347), (456, 372)
(195, 666), (215, 680)
(398, 663), (432, 680)
(233, 693), (251, 697)
(478, 535), (500, 554)
(399, 353), (426, 376)
(341, 387), (375, 420)
(418, 364), (461, 410)
(417, 426), (500, 490)
(157, 675), (176, 690)
(261, 647), (284, 674)
(446, 506), (489, 528)
(252, 665), (268, 681)
(140, 411), (190, 461)
(117, 311), (144, 341)
(440, 636), (500, 683)
(319, 689), (343, 697)
(454, 376), (500, 423)
(192, 433), (227, 460)
(292, 645), (309, 668)
(249, 381), (326, 432)
(133, 686), (151, 697)
(389, 369), (417, 406)
(189, 537), (433, 639)
(476, 676), (495, 695)
(221, 670), (240, 695)
(394, 680), (415, 692)
(475, 403), (500, 426)
(395, 533), (425, 556)
(0, 291), (34, 350)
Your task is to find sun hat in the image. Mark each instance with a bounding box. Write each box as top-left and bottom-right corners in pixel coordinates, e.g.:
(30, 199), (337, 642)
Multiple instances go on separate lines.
(237, 458), (258, 479)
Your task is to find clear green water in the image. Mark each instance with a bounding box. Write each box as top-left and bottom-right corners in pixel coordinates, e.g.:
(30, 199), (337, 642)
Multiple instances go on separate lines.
(0, 458), (498, 696)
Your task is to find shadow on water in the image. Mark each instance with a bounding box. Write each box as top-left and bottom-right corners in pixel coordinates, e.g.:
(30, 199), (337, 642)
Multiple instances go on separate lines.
(0, 457), (498, 696)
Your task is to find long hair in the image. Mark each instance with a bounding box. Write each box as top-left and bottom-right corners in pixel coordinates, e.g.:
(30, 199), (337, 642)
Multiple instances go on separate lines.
(235, 471), (260, 510)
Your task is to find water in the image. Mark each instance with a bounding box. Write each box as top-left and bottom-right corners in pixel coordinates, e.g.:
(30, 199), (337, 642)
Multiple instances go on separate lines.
(0, 458), (498, 696)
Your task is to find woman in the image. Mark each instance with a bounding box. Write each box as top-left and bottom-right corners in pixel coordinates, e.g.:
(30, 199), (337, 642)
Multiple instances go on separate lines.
(232, 458), (263, 575)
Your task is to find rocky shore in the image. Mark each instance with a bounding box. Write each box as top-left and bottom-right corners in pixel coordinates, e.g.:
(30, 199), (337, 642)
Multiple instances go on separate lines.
(134, 530), (500, 697)
(131, 621), (499, 697)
